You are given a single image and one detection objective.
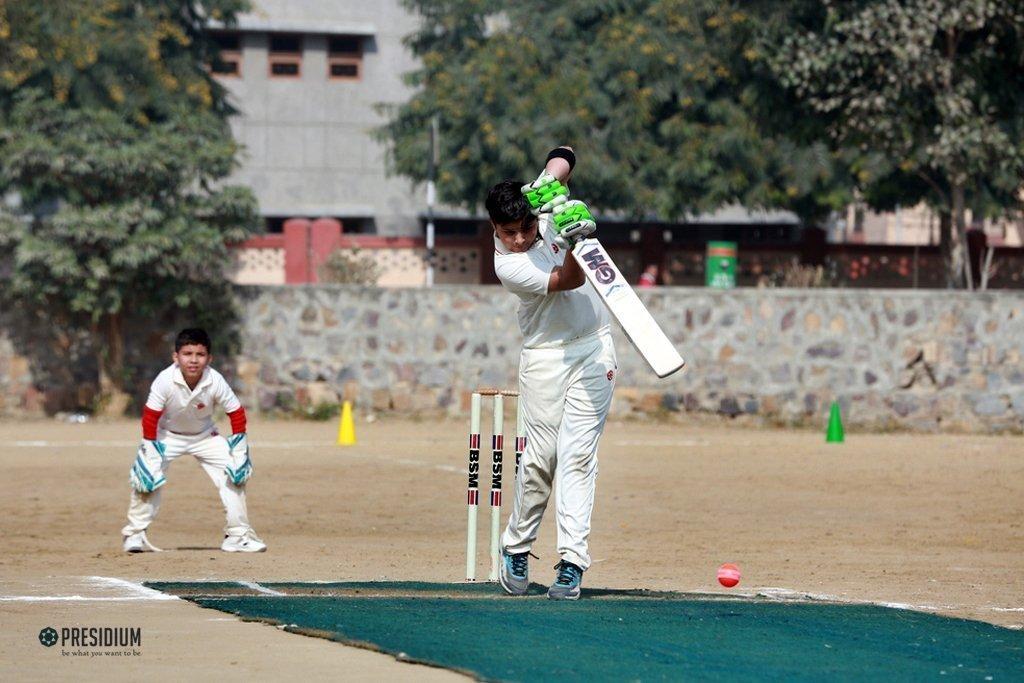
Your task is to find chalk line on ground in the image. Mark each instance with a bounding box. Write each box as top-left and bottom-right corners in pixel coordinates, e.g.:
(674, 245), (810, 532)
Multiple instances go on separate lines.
(612, 439), (710, 447)
(8, 440), (464, 474)
(0, 576), (178, 602)
(239, 581), (286, 596)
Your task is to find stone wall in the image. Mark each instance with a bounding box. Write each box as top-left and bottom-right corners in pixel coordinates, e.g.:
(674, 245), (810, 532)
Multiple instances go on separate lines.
(2, 286), (1023, 432)
(231, 286), (1024, 433)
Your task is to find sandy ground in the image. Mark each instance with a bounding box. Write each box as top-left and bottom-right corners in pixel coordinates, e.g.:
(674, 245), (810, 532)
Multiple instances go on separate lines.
(1, 416), (1022, 679)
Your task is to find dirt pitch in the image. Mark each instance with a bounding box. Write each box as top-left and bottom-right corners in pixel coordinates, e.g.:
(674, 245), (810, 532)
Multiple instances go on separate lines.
(1, 416), (1022, 679)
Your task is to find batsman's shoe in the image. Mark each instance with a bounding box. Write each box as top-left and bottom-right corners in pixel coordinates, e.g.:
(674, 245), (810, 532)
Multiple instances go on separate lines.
(547, 560), (583, 600)
(221, 531), (267, 553)
(123, 531), (162, 553)
(499, 549), (530, 596)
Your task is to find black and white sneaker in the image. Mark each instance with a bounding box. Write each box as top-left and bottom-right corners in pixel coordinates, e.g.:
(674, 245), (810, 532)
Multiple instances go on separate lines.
(221, 531), (267, 553)
(547, 561), (583, 600)
(499, 549), (530, 596)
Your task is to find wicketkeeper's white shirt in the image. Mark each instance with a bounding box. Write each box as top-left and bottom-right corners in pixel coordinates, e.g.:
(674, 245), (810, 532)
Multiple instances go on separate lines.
(494, 216), (609, 348)
(145, 364), (241, 435)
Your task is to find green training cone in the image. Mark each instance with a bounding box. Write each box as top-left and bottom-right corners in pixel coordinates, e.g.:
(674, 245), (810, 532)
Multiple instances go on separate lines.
(826, 401), (845, 443)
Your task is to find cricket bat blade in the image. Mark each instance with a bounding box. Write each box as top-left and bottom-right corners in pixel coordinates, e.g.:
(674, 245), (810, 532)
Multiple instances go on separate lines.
(572, 238), (685, 378)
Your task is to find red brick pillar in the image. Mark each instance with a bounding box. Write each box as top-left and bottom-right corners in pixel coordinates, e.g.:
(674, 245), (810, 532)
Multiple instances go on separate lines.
(310, 217), (343, 283)
(284, 218), (312, 283)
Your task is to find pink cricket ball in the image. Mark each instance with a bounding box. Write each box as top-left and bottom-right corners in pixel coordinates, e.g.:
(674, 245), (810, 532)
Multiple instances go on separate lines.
(717, 563), (741, 588)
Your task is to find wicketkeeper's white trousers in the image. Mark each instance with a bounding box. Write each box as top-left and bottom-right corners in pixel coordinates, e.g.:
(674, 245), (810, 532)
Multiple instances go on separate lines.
(122, 430), (253, 539)
(502, 328), (616, 570)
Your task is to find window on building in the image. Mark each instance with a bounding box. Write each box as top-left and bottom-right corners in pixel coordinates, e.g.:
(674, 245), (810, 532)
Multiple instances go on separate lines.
(269, 34), (302, 78)
(264, 217), (288, 234)
(209, 32), (241, 77)
(328, 35), (363, 81)
(338, 217), (375, 233)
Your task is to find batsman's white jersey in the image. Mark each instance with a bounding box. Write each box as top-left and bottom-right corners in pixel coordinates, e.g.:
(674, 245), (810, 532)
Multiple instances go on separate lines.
(494, 216), (609, 348)
(494, 218), (616, 570)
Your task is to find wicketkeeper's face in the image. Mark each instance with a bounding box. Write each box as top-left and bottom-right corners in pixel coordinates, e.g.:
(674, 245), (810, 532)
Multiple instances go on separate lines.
(173, 344), (211, 383)
(493, 214), (539, 253)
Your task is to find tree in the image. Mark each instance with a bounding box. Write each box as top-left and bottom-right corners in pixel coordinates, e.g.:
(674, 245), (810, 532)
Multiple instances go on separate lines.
(379, 0), (854, 228)
(0, 0), (258, 413)
(770, 0), (1024, 287)
(319, 249), (382, 285)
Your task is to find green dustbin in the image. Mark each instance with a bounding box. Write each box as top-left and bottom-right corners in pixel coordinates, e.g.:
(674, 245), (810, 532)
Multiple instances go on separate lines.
(706, 241), (737, 289)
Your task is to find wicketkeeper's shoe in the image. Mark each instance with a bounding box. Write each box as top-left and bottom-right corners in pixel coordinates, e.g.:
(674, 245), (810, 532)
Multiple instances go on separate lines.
(122, 531), (162, 553)
(547, 560), (583, 600)
(221, 531), (267, 553)
(499, 549), (530, 596)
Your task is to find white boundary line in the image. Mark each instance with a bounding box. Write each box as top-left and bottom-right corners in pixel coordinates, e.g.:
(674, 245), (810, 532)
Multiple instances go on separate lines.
(10, 440), (336, 449)
(612, 439), (710, 447)
(0, 576), (178, 602)
(7, 440), (464, 474)
(752, 586), (956, 613)
(11, 438), (707, 449)
(238, 581), (286, 596)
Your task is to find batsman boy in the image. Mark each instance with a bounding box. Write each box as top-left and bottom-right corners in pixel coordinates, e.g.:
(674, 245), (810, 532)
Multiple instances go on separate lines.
(487, 147), (616, 599)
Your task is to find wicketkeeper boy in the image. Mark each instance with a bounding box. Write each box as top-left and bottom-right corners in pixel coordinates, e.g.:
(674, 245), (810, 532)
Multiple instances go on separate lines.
(121, 327), (266, 553)
(488, 147), (615, 599)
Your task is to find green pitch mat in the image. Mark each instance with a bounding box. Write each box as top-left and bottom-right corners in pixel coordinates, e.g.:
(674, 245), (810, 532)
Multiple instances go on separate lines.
(146, 582), (1023, 681)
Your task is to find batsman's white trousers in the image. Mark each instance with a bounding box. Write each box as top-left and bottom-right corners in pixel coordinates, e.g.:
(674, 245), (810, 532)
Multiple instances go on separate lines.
(502, 328), (616, 570)
(121, 430), (253, 538)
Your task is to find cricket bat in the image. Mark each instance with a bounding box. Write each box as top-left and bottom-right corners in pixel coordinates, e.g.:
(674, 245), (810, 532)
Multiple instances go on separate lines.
(572, 238), (685, 378)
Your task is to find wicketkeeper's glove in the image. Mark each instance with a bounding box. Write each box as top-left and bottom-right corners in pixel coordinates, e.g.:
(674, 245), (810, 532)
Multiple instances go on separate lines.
(551, 200), (597, 245)
(130, 440), (167, 493)
(521, 171), (570, 215)
(224, 433), (253, 486)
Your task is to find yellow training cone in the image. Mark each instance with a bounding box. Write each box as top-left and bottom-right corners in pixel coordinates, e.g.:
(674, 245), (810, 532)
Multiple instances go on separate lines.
(337, 401), (356, 446)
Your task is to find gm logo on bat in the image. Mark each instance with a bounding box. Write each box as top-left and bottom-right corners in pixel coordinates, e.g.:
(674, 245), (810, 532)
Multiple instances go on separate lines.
(580, 248), (616, 285)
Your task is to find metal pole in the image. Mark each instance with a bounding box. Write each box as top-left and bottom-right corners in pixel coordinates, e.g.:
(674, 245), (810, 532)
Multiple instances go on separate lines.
(425, 116), (439, 287)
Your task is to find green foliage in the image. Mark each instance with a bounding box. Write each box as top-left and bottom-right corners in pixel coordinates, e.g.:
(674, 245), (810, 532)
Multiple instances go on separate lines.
(757, 260), (839, 289)
(0, 0), (258, 406)
(319, 249), (382, 285)
(770, 0), (1024, 285)
(772, 0), (1024, 206)
(0, 0), (248, 116)
(297, 401), (341, 421)
(379, 0), (854, 226)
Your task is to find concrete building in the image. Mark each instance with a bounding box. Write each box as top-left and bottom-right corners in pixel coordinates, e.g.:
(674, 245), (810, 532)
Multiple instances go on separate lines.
(842, 203), (1023, 248)
(212, 0), (425, 236)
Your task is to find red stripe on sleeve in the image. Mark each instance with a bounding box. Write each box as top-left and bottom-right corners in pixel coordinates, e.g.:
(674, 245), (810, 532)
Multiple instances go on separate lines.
(142, 406), (163, 441)
(228, 407), (247, 435)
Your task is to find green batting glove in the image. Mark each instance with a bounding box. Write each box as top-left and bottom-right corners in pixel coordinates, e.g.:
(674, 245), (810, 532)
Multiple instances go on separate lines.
(551, 200), (597, 243)
(521, 172), (569, 215)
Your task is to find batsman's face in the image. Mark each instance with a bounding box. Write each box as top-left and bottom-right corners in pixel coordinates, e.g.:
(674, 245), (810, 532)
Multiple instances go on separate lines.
(174, 344), (211, 384)
(494, 214), (539, 253)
